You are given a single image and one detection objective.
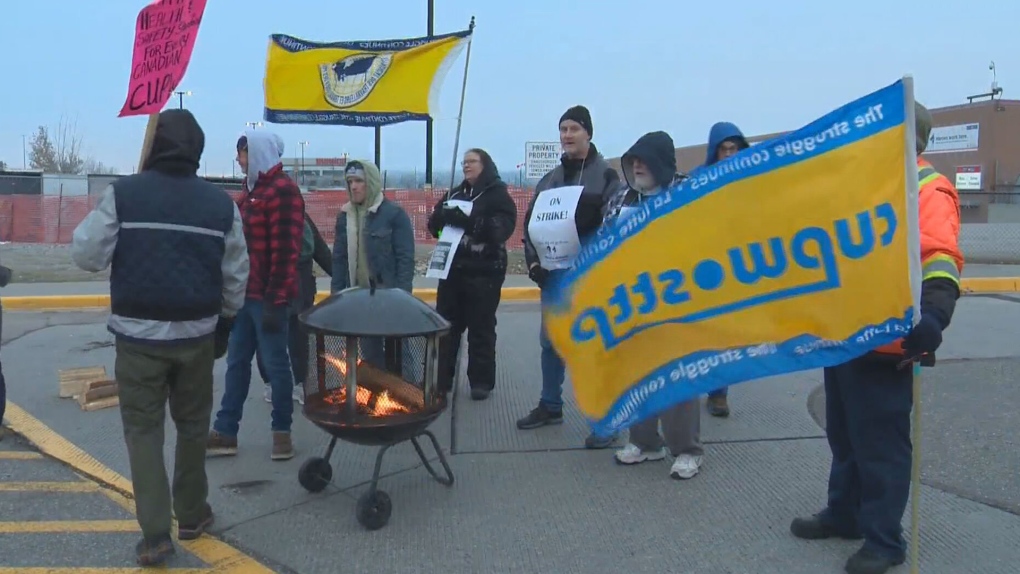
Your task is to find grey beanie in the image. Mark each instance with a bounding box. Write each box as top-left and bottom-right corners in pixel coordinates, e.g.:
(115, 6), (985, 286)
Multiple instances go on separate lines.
(915, 101), (932, 155)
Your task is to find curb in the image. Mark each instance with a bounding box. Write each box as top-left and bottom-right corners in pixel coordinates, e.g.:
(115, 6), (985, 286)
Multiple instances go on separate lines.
(0, 279), (1016, 311)
(0, 286), (543, 311)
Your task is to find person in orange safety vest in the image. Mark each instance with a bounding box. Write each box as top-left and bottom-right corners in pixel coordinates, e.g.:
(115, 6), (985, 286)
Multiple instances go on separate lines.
(789, 101), (963, 574)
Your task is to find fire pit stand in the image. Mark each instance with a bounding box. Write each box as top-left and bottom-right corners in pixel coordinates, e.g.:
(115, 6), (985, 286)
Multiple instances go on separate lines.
(296, 284), (454, 530)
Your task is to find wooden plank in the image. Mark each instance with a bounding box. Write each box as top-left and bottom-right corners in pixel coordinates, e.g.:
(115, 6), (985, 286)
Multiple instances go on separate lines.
(81, 396), (120, 412)
(58, 366), (107, 398)
(77, 379), (118, 405)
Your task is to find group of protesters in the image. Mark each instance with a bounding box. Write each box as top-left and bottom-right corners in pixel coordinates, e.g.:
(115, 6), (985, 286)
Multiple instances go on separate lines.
(54, 93), (960, 574)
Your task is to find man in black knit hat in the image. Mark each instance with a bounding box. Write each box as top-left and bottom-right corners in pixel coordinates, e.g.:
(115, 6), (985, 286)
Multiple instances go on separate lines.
(518, 104), (622, 450)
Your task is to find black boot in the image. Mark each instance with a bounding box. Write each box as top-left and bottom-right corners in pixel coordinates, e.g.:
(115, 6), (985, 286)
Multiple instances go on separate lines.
(790, 515), (863, 540)
(845, 546), (905, 574)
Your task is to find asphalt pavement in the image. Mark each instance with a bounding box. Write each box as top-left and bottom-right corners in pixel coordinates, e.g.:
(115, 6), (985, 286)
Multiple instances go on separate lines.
(1, 296), (1019, 573)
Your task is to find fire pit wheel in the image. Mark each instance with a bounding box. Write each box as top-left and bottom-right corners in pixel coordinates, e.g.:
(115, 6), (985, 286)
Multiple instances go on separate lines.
(356, 490), (392, 530)
(298, 457), (333, 493)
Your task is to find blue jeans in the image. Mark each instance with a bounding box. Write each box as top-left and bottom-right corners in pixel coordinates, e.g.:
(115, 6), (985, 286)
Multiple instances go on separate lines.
(538, 276), (566, 412)
(214, 299), (294, 435)
(709, 387), (728, 399)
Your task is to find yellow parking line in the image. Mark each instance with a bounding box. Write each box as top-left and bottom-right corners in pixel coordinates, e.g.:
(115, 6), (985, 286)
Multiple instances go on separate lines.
(0, 520), (139, 533)
(0, 451), (44, 460)
(0, 569), (210, 574)
(0, 481), (99, 492)
(4, 403), (277, 574)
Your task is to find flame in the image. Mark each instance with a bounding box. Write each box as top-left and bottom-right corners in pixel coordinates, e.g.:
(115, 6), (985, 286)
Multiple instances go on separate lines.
(319, 354), (413, 417)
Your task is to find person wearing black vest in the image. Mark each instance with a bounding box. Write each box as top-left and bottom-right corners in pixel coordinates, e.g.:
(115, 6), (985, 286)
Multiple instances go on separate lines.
(70, 109), (249, 567)
(428, 148), (518, 401)
(516, 105), (622, 450)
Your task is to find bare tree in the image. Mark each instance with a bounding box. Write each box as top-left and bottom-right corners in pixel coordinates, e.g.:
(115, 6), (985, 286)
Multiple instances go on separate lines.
(51, 115), (86, 174)
(28, 115), (113, 175)
(83, 158), (120, 175)
(0, 160), (6, 171)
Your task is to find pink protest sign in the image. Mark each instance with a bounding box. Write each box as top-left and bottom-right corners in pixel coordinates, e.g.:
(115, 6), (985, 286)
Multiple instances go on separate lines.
(118, 0), (208, 117)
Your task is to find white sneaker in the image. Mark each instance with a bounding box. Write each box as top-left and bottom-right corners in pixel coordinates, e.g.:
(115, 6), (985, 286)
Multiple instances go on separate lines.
(614, 443), (667, 465)
(263, 384), (272, 403)
(670, 454), (703, 480)
(292, 383), (305, 405)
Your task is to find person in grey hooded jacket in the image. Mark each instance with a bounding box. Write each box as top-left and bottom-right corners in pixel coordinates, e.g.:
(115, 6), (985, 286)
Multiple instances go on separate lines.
(603, 131), (705, 481)
(515, 105), (621, 450)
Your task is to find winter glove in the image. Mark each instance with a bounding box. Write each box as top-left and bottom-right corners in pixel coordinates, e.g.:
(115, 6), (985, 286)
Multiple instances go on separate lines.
(213, 316), (234, 359)
(528, 264), (550, 288)
(902, 313), (943, 356)
(442, 205), (472, 229)
(262, 303), (286, 334)
(0, 266), (11, 288)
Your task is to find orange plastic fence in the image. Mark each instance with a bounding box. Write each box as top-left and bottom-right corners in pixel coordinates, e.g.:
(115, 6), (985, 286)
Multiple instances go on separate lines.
(0, 187), (536, 247)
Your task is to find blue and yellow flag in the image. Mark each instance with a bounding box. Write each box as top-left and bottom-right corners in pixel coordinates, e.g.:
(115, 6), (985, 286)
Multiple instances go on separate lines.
(263, 30), (471, 126)
(544, 78), (923, 439)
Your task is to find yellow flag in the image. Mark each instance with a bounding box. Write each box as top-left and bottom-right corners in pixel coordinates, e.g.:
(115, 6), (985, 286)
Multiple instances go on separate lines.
(263, 30), (471, 126)
(542, 78), (923, 438)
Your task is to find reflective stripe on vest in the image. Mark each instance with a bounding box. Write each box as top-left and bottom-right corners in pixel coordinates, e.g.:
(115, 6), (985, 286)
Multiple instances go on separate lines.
(918, 165), (939, 187)
(922, 253), (961, 286)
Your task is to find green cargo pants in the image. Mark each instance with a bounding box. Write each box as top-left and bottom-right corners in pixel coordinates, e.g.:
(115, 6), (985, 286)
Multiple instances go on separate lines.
(114, 337), (215, 540)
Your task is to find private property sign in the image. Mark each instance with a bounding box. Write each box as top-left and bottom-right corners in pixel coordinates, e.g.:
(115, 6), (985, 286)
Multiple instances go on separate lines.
(955, 165), (982, 190)
(525, 142), (562, 180)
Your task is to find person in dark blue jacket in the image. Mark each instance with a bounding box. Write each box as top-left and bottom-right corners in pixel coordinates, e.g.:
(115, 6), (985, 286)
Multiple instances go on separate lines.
(702, 121), (750, 418)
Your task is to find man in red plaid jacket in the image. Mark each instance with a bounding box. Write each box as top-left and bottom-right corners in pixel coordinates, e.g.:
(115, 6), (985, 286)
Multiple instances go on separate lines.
(208, 129), (305, 461)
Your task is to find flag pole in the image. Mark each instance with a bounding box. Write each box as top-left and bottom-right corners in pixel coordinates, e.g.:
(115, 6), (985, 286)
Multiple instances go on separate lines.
(448, 16), (476, 191)
(909, 363), (922, 574)
(901, 73), (923, 574)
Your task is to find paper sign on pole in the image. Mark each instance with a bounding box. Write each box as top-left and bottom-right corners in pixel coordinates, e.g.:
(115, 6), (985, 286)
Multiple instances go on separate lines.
(119, 0), (208, 117)
(525, 142), (562, 181)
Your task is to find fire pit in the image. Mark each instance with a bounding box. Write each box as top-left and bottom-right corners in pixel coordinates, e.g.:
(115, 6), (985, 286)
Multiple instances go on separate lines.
(296, 282), (454, 530)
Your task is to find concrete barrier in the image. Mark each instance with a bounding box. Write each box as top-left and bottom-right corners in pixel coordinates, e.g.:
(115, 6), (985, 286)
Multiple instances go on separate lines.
(0, 280), (1015, 311)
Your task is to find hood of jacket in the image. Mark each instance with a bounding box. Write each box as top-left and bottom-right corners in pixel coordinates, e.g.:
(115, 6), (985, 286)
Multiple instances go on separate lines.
(462, 153), (502, 196)
(621, 131), (678, 191)
(143, 109), (204, 175)
(342, 159), (383, 212)
(244, 129), (286, 190)
(705, 122), (749, 165)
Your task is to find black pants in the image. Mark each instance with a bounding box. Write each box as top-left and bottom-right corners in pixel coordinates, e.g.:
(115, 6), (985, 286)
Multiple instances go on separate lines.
(435, 270), (505, 392)
(0, 307), (5, 426)
(257, 262), (315, 385)
(820, 356), (913, 560)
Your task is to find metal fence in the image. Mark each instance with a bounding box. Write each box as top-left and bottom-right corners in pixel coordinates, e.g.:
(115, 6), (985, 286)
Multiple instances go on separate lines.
(0, 173), (534, 249)
(4, 173), (1020, 264)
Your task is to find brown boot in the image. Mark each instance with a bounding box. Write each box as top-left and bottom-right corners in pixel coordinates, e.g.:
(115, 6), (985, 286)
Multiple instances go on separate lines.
(178, 503), (214, 541)
(206, 431), (237, 457)
(271, 431), (294, 461)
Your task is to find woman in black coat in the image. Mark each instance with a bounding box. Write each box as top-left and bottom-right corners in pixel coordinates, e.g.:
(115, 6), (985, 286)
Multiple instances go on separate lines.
(428, 148), (518, 401)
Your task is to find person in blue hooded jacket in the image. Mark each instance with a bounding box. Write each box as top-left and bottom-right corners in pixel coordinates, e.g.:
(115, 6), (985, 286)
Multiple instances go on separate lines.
(702, 121), (750, 418)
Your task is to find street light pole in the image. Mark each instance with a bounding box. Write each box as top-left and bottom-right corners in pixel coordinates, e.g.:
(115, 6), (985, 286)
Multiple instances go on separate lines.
(22, 135), (27, 169)
(298, 141), (309, 186)
(175, 90), (192, 109)
(245, 121), (263, 130)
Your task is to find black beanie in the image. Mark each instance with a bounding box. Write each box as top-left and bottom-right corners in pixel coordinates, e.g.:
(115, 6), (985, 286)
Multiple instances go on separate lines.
(559, 105), (593, 138)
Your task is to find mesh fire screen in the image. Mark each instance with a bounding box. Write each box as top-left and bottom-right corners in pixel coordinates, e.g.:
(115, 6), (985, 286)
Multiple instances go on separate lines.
(302, 332), (433, 420)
